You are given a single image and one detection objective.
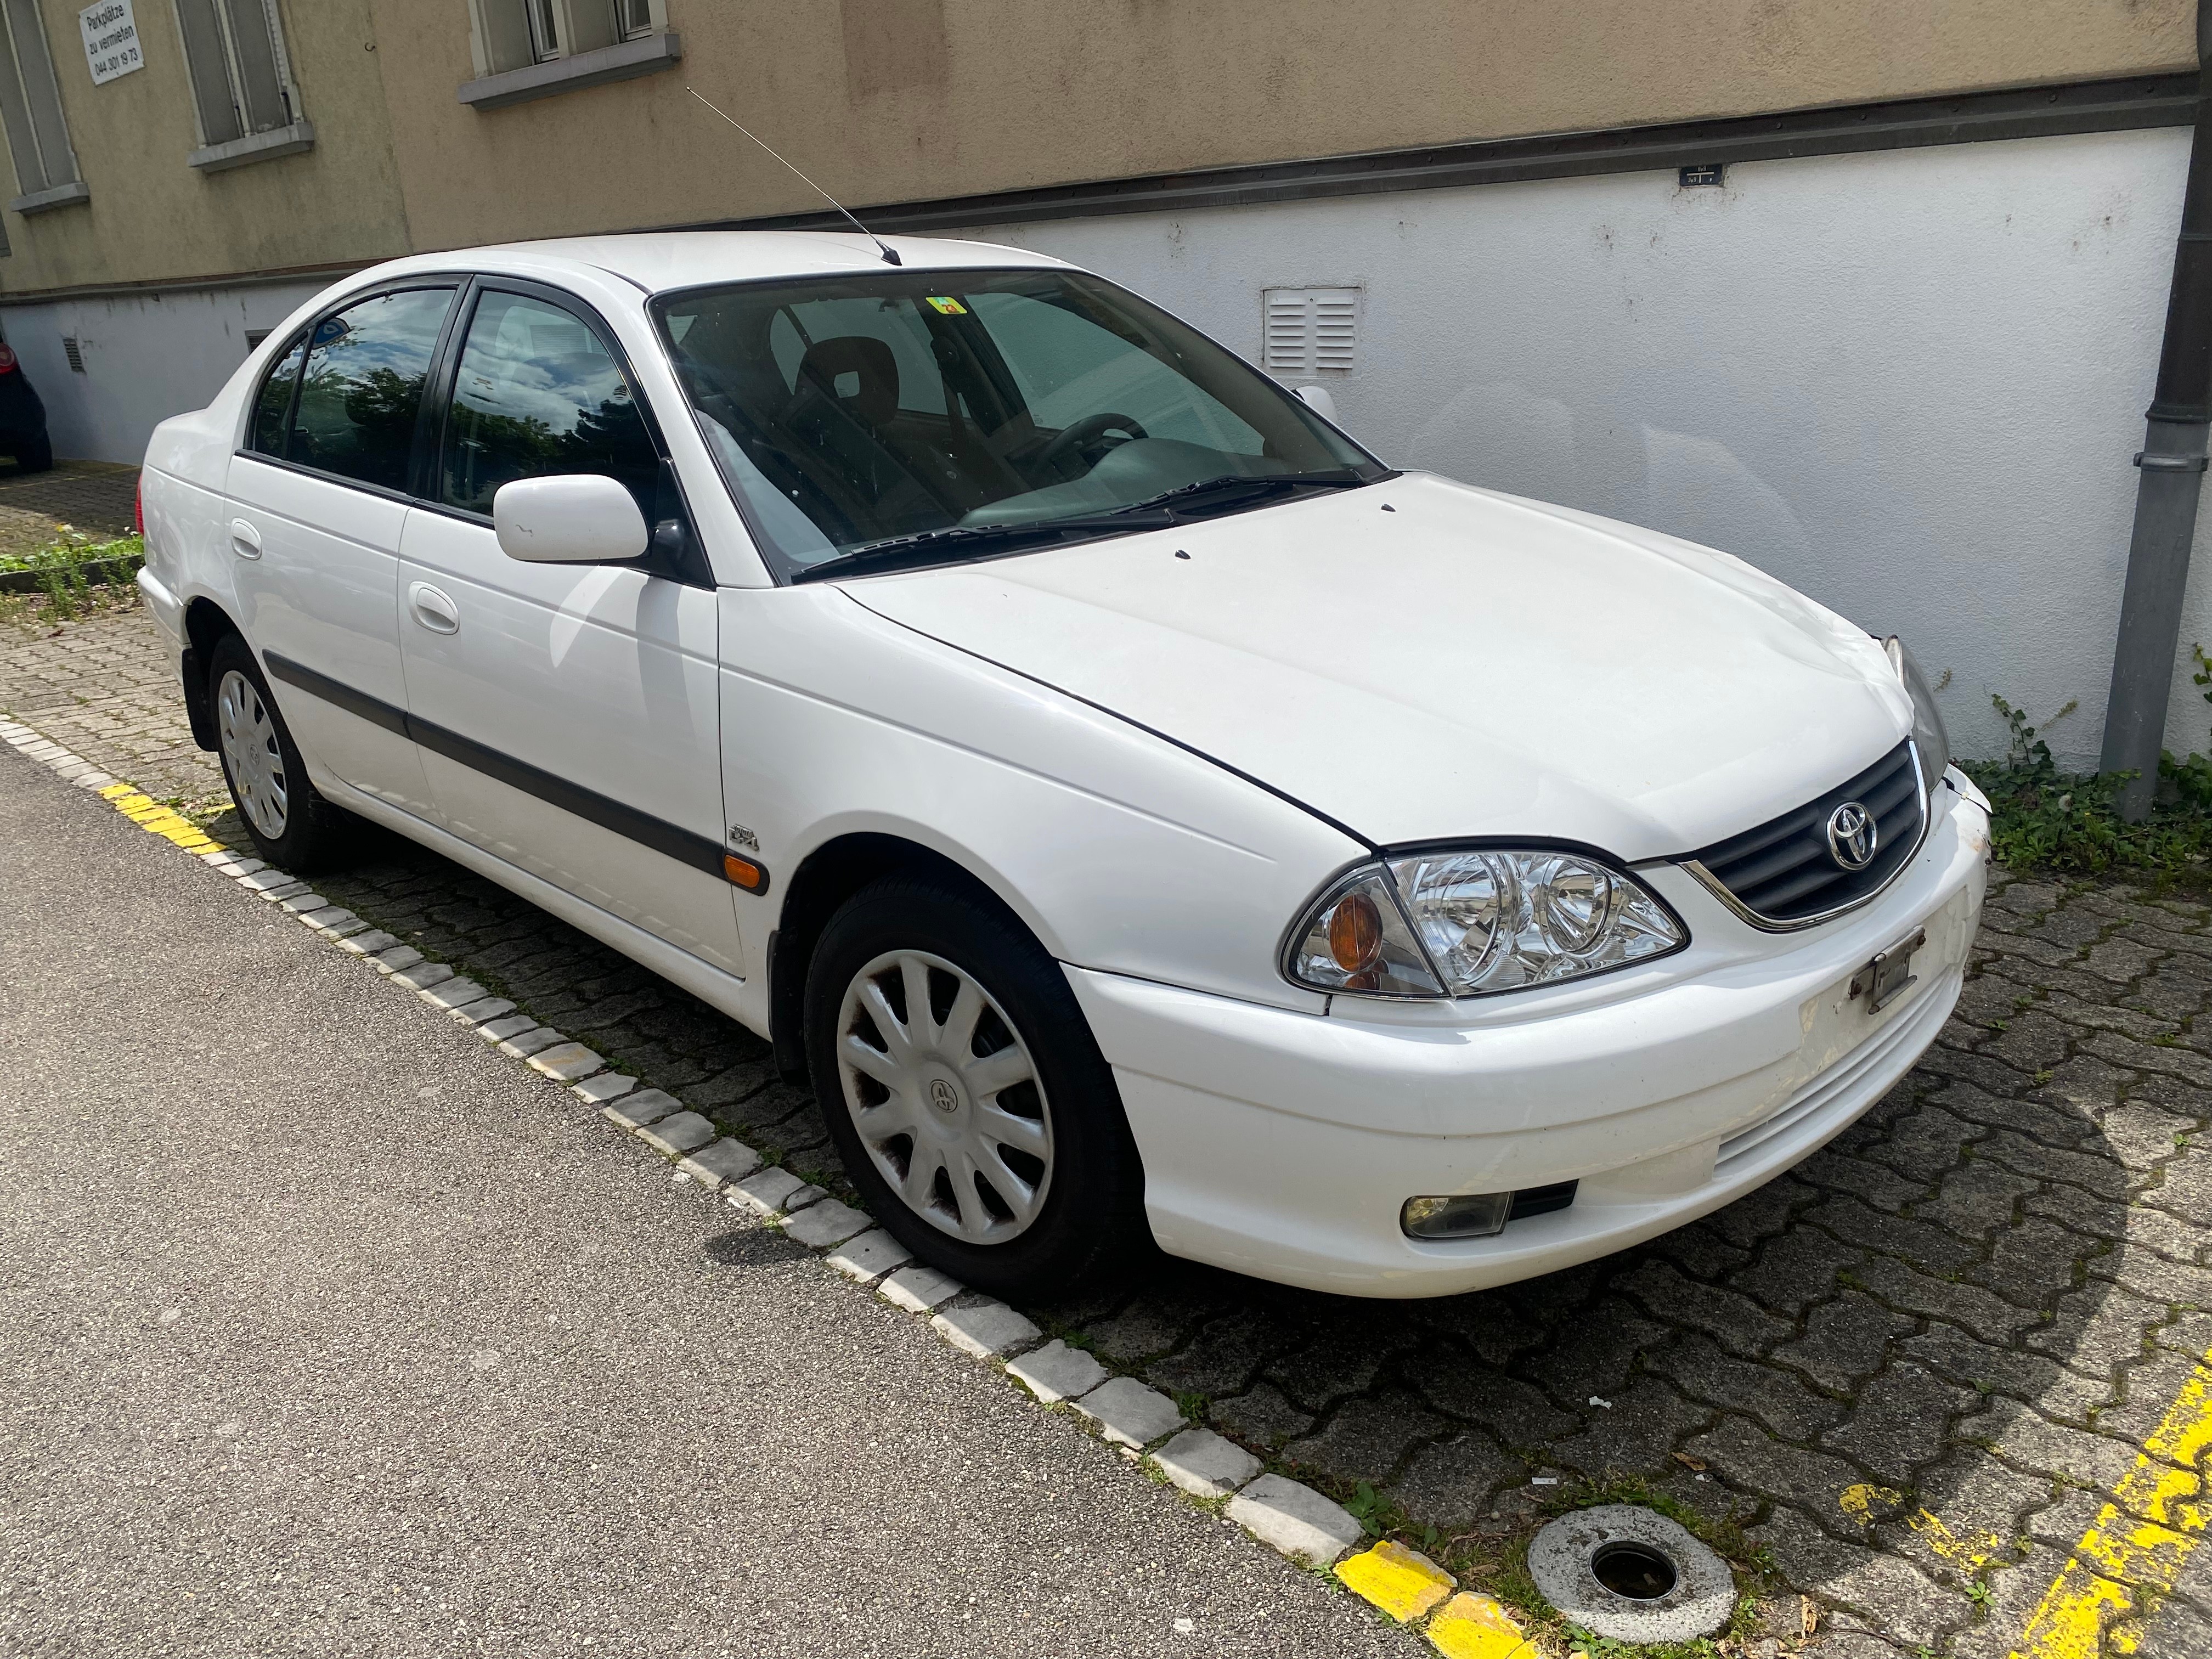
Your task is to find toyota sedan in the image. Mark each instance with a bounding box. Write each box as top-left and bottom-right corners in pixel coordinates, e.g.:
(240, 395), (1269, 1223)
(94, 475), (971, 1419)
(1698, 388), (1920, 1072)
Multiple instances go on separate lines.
(136, 233), (1988, 1300)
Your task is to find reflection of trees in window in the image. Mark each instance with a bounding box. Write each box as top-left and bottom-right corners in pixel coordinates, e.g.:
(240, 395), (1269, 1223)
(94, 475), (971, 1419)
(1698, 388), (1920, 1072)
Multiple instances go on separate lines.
(447, 390), (656, 514)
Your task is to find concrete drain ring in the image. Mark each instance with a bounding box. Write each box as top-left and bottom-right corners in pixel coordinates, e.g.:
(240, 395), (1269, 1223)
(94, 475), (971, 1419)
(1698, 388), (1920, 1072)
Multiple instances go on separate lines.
(1527, 1504), (1735, 1643)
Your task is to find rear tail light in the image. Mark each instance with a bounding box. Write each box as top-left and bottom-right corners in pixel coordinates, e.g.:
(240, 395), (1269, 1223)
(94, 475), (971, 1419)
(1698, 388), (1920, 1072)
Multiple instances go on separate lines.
(134, 477), (144, 536)
(0, 345), (18, 373)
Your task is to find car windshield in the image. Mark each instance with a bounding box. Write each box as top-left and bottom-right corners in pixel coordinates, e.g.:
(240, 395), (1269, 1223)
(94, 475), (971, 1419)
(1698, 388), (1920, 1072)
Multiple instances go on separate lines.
(651, 267), (1385, 579)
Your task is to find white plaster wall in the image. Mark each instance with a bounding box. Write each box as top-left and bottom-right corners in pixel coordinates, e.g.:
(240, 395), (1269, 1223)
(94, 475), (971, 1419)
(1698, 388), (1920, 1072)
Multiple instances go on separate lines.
(972, 128), (2209, 771)
(0, 279), (335, 472)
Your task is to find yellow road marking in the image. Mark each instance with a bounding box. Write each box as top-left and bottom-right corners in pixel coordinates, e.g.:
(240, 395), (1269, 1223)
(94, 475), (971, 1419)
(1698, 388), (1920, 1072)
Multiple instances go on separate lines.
(2010, 1347), (2212, 1659)
(1335, 1540), (1455, 1623)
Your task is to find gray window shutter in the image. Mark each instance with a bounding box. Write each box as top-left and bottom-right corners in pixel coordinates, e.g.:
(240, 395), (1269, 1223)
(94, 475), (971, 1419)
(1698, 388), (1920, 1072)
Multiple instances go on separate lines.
(174, 0), (243, 146)
(220, 0), (289, 133)
(0, 0), (77, 189)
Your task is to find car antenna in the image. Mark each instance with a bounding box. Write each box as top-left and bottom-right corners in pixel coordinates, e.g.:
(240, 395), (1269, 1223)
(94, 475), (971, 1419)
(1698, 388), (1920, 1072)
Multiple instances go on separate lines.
(686, 87), (902, 266)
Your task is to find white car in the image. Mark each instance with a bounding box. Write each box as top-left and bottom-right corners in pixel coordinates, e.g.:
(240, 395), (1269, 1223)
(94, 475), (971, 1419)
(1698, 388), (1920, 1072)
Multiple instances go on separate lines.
(137, 232), (1988, 1301)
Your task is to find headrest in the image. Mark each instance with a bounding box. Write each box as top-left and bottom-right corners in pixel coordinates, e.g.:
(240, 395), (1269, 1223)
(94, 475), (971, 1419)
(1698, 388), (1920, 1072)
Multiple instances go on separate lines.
(796, 335), (899, 426)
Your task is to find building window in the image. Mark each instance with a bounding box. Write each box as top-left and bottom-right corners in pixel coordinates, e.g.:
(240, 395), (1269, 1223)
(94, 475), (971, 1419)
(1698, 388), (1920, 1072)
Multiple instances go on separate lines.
(470, 0), (664, 74)
(175, 0), (301, 149)
(0, 0), (83, 207)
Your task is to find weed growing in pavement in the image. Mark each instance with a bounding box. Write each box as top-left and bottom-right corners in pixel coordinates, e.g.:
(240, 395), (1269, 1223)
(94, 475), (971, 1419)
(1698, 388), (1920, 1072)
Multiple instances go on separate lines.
(1965, 657), (2212, 879)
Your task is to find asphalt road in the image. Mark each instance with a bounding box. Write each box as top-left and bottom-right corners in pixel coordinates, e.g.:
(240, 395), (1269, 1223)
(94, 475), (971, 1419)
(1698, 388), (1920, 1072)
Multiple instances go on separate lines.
(0, 747), (1414, 1658)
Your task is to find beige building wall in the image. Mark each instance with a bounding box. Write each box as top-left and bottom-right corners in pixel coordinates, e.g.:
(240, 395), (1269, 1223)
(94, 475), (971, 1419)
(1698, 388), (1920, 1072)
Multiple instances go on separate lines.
(368, 0), (2197, 256)
(0, 0), (409, 295)
(0, 0), (2197, 289)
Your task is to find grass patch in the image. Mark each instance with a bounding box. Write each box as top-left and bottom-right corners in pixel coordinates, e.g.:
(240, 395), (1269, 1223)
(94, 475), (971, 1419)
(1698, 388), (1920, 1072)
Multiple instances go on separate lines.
(0, 531), (144, 625)
(1962, 657), (2212, 878)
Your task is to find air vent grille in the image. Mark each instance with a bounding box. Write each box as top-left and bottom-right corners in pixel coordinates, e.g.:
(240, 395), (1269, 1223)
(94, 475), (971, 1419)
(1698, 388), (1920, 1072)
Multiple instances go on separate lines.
(1689, 741), (1923, 924)
(1262, 287), (1359, 376)
(61, 335), (83, 373)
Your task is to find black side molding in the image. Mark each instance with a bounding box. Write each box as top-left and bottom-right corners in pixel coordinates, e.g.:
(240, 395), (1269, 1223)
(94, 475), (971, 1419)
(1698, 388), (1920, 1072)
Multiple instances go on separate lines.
(262, 650), (762, 894)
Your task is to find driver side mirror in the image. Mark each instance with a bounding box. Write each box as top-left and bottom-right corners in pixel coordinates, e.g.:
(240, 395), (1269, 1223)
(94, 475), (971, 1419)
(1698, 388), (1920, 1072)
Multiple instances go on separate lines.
(493, 475), (648, 565)
(1295, 384), (1340, 425)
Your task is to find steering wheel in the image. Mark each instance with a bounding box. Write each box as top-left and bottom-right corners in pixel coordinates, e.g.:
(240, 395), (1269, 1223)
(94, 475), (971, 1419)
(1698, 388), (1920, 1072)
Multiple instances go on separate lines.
(1036, 411), (1147, 476)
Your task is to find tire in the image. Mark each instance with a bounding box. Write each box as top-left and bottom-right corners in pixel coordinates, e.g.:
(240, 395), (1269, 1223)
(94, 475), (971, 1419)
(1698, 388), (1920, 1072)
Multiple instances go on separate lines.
(16, 435), (50, 472)
(207, 633), (353, 872)
(805, 874), (1149, 1301)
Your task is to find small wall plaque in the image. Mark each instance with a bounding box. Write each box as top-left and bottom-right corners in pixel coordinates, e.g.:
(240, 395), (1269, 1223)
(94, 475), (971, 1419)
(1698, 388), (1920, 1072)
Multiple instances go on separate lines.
(1679, 163), (1725, 188)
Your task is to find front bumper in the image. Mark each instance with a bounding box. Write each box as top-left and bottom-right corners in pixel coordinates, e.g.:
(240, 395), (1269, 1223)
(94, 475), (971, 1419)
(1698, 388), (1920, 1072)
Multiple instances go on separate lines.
(1067, 778), (1990, 1297)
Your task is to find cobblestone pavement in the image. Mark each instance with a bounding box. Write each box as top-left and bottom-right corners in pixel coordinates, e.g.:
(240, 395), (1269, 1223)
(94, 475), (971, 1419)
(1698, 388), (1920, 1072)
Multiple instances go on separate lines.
(7, 602), (2210, 1658)
(0, 461), (140, 557)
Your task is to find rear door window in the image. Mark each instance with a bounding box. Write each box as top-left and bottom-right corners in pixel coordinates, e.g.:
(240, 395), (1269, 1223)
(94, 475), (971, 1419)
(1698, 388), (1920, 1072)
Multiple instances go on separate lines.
(437, 288), (661, 520)
(287, 287), (456, 492)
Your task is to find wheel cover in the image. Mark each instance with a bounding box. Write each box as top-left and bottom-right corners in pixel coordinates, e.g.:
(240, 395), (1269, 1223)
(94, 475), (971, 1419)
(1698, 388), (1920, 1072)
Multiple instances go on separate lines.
(835, 949), (1054, 1245)
(216, 669), (289, 840)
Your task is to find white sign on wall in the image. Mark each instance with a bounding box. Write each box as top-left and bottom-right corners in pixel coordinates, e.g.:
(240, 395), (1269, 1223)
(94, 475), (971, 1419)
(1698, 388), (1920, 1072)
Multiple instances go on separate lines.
(79, 0), (143, 84)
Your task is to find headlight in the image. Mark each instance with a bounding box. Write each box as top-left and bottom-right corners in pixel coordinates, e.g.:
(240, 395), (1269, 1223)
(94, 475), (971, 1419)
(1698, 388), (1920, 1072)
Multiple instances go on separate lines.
(1884, 635), (1950, 783)
(1284, 848), (1686, 1000)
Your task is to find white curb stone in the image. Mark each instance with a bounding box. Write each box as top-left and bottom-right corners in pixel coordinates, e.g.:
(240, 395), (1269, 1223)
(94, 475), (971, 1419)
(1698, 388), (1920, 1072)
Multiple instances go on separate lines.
(205, 853), (261, 874)
(390, 962), (456, 992)
(782, 1197), (869, 1249)
(602, 1089), (681, 1129)
(338, 930), (399, 956)
(729, 1167), (824, 1217)
(495, 1026), (565, 1058)
(1072, 1376), (1184, 1449)
(257, 882), (312, 902)
(450, 996), (515, 1024)
(931, 1300), (1042, 1361)
(676, 1138), (759, 1189)
(300, 907), (353, 928)
(419, 977), (488, 1010)
(75, 771), (115, 789)
(1150, 1429), (1262, 1499)
(1226, 1475), (1364, 1568)
(573, 1071), (636, 1103)
(825, 1228), (912, 1283)
(278, 891), (328, 913)
(879, 1265), (963, 1313)
(477, 1014), (537, 1043)
(637, 1111), (716, 1156)
(323, 918), (371, 939)
(371, 945), (424, 973)
(1007, 1339), (1109, 1404)
(527, 1042), (604, 1081)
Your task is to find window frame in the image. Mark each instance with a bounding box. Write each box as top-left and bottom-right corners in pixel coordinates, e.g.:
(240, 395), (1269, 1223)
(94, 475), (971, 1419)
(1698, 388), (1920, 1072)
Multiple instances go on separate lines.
(172, 0), (305, 153)
(469, 0), (667, 75)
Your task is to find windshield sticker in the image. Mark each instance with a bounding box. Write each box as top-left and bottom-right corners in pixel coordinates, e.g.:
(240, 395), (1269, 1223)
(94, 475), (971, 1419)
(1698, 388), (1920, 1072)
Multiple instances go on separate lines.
(923, 296), (969, 314)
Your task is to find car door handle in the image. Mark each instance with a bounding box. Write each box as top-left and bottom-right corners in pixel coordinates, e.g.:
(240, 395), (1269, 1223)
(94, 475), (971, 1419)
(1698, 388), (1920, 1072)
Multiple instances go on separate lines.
(408, 582), (459, 635)
(229, 518), (262, 559)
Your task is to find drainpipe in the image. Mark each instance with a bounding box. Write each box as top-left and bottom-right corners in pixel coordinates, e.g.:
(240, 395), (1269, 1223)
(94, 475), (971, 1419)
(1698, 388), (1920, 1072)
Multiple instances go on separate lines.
(2100, 4), (2212, 819)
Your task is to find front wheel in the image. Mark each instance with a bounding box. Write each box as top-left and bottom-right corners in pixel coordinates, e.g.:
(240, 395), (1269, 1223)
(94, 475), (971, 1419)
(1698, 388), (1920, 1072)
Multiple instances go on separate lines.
(804, 875), (1148, 1301)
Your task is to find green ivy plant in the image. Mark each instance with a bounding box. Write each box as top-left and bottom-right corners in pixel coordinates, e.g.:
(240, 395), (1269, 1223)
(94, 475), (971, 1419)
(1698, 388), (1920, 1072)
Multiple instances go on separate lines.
(1961, 648), (2212, 874)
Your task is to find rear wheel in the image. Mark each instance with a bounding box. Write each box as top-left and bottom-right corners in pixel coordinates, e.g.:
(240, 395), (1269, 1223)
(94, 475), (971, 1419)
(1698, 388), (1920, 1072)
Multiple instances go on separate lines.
(15, 435), (50, 472)
(805, 874), (1148, 1301)
(208, 633), (352, 872)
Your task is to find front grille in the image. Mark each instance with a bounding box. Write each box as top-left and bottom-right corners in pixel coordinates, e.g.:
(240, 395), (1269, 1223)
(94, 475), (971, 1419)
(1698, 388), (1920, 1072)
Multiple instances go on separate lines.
(1689, 741), (1922, 925)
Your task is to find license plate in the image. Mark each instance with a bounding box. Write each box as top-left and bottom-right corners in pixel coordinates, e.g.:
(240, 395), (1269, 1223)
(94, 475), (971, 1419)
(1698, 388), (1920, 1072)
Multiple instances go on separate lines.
(1850, 929), (1925, 1013)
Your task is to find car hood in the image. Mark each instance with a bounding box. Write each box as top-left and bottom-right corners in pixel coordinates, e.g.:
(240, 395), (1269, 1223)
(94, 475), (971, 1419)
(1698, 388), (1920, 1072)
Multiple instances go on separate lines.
(840, 472), (1912, 860)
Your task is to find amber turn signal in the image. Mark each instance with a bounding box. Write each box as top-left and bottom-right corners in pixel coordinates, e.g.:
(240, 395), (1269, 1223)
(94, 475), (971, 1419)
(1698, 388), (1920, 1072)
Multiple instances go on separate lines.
(1327, 891), (1383, 973)
(723, 853), (767, 893)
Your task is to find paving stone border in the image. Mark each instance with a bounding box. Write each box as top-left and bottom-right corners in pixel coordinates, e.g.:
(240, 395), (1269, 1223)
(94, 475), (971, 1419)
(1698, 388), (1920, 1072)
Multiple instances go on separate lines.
(0, 716), (1508, 1651)
(13, 679), (2212, 1659)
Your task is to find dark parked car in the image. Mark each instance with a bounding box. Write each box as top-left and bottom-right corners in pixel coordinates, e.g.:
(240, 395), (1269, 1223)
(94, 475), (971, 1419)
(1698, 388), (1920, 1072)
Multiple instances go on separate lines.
(0, 343), (52, 471)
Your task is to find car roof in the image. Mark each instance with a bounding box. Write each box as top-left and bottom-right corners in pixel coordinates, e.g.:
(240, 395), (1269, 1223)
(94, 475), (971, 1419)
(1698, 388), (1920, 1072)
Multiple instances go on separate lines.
(353, 231), (1074, 298)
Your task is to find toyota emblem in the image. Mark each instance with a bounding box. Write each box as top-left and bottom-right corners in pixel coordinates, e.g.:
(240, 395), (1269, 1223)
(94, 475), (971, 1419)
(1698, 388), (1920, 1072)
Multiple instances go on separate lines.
(1826, 801), (1877, 871)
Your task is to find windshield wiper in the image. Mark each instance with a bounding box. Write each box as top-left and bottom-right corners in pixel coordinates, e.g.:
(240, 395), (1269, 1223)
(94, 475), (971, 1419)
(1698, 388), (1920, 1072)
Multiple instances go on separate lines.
(793, 510), (1176, 583)
(1102, 467), (1379, 519)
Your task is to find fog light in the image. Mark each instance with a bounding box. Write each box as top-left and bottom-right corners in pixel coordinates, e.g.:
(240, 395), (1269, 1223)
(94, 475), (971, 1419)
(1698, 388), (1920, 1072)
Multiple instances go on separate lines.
(1401, 1192), (1512, 1239)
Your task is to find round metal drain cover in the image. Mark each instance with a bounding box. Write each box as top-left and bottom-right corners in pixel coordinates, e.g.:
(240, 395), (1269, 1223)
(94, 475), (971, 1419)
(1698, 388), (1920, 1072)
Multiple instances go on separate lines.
(1528, 1504), (1735, 1643)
